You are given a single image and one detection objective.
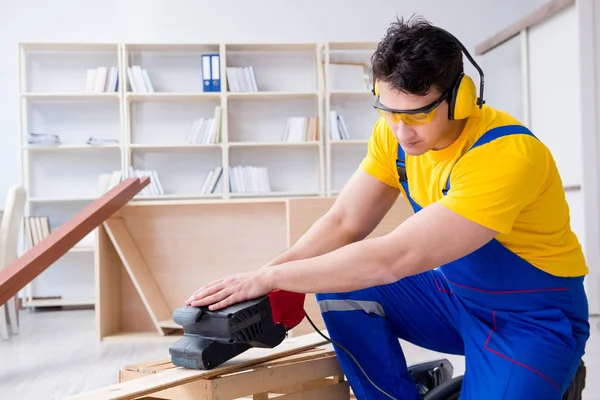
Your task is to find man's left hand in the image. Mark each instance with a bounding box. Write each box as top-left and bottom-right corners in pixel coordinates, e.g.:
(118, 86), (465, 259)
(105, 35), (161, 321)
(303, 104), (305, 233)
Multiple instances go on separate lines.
(185, 270), (274, 310)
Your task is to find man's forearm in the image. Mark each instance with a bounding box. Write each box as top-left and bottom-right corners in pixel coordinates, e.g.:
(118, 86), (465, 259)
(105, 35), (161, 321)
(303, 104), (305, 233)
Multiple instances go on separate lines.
(264, 202), (499, 295)
(263, 212), (361, 268)
(266, 234), (407, 294)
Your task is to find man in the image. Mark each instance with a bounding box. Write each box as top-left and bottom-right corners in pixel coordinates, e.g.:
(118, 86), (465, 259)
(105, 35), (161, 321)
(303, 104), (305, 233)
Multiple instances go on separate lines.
(186, 17), (590, 399)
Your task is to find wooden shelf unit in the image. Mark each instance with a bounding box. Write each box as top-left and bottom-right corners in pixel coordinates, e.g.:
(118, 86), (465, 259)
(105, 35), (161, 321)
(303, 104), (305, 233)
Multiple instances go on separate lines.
(18, 42), (123, 308)
(323, 42), (380, 196)
(17, 41), (381, 308)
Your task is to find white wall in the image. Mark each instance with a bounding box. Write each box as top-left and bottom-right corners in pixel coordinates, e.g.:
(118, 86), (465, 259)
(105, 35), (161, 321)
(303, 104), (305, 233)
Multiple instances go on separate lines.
(578, 0), (600, 314)
(0, 0), (548, 203)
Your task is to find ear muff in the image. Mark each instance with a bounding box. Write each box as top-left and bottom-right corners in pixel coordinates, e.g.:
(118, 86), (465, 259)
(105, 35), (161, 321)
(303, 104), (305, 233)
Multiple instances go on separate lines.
(447, 73), (477, 120)
(372, 80), (379, 96)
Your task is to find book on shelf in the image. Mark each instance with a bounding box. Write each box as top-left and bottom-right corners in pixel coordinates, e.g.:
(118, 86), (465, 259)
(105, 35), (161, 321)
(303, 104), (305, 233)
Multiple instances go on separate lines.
(229, 166), (271, 193)
(27, 213), (95, 250)
(85, 66), (119, 93)
(202, 53), (221, 92)
(186, 106), (222, 144)
(281, 116), (318, 142)
(23, 216), (50, 250)
(127, 65), (155, 93)
(226, 66), (258, 92)
(329, 111), (350, 140)
(200, 166), (223, 195)
(128, 167), (164, 196)
(26, 132), (60, 146)
(25, 133), (120, 147)
(86, 136), (119, 146)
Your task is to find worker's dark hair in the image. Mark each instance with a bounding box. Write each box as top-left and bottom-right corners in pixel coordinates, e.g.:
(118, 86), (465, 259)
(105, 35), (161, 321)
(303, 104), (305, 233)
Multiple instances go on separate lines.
(371, 15), (464, 96)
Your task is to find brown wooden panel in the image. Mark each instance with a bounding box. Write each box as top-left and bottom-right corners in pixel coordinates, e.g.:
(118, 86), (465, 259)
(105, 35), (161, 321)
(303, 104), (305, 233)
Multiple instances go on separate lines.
(104, 218), (171, 335)
(119, 201), (288, 309)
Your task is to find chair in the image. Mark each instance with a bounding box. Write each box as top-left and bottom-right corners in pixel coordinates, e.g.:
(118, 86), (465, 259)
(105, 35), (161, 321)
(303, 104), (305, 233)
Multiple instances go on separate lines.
(0, 185), (27, 340)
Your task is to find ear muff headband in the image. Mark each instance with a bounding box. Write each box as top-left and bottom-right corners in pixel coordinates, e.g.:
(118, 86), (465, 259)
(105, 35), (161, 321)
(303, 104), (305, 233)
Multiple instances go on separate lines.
(439, 26), (484, 120)
(371, 26), (485, 120)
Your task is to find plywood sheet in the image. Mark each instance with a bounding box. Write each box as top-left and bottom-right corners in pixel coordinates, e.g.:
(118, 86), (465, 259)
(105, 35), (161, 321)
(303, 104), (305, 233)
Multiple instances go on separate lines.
(119, 202), (288, 309)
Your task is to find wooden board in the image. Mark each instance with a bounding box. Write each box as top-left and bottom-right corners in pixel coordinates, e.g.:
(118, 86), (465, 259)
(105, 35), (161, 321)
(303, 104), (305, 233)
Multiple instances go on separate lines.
(103, 217), (172, 336)
(66, 331), (329, 400)
(0, 177), (149, 306)
(117, 346), (342, 400)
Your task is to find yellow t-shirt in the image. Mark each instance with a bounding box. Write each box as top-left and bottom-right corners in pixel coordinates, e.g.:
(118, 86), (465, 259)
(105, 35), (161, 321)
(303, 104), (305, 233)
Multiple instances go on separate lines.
(359, 104), (588, 277)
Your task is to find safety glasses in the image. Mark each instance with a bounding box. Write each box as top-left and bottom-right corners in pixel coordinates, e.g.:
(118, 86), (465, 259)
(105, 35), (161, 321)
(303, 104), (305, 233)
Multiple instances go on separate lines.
(373, 91), (448, 126)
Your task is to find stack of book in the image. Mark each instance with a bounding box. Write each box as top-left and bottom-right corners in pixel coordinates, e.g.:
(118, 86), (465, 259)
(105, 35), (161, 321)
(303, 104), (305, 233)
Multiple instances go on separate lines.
(200, 166), (223, 195)
(226, 66), (258, 92)
(128, 167), (164, 196)
(329, 111), (351, 140)
(23, 216), (50, 250)
(85, 66), (119, 93)
(229, 166), (271, 193)
(27, 133), (60, 146)
(186, 107), (222, 144)
(127, 65), (155, 93)
(281, 117), (318, 142)
(86, 137), (119, 146)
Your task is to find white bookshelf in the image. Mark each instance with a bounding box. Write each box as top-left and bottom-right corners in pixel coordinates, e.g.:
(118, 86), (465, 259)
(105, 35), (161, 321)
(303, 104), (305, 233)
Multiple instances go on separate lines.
(17, 41), (383, 307)
(18, 42), (123, 308)
(324, 42), (380, 195)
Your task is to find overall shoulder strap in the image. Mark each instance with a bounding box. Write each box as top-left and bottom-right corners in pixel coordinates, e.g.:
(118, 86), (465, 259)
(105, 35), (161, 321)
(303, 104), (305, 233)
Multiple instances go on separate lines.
(442, 124), (537, 195)
(397, 144), (422, 212)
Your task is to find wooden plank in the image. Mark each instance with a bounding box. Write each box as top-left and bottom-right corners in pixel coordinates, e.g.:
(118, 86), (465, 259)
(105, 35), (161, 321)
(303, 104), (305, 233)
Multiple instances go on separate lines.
(120, 353), (342, 400)
(158, 319), (180, 330)
(209, 354), (343, 400)
(272, 377), (338, 394)
(475, 0), (575, 55)
(103, 217), (172, 336)
(66, 331), (329, 400)
(249, 346), (333, 369)
(276, 382), (350, 400)
(96, 223), (124, 340)
(122, 346), (333, 377)
(0, 177), (149, 306)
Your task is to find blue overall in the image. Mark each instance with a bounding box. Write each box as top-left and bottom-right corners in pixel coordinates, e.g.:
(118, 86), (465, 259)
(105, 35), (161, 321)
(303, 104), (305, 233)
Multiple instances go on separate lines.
(316, 125), (590, 399)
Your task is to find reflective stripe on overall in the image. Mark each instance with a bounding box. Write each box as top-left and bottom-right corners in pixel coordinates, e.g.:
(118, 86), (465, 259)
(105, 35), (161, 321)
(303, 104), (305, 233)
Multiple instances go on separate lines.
(315, 125), (590, 400)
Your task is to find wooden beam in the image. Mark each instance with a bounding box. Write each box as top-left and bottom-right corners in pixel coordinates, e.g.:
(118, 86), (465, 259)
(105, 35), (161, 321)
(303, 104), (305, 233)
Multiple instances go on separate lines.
(0, 177), (149, 306)
(475, 0), (575, 55)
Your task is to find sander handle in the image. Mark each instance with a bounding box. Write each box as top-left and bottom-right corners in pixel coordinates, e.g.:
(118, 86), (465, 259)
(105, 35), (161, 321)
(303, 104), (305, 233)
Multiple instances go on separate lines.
(266, 290), (306, 330)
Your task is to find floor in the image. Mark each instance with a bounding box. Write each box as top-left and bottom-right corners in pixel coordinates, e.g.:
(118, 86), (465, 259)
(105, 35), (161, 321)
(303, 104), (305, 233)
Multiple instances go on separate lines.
(0, 308), (599, 400)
